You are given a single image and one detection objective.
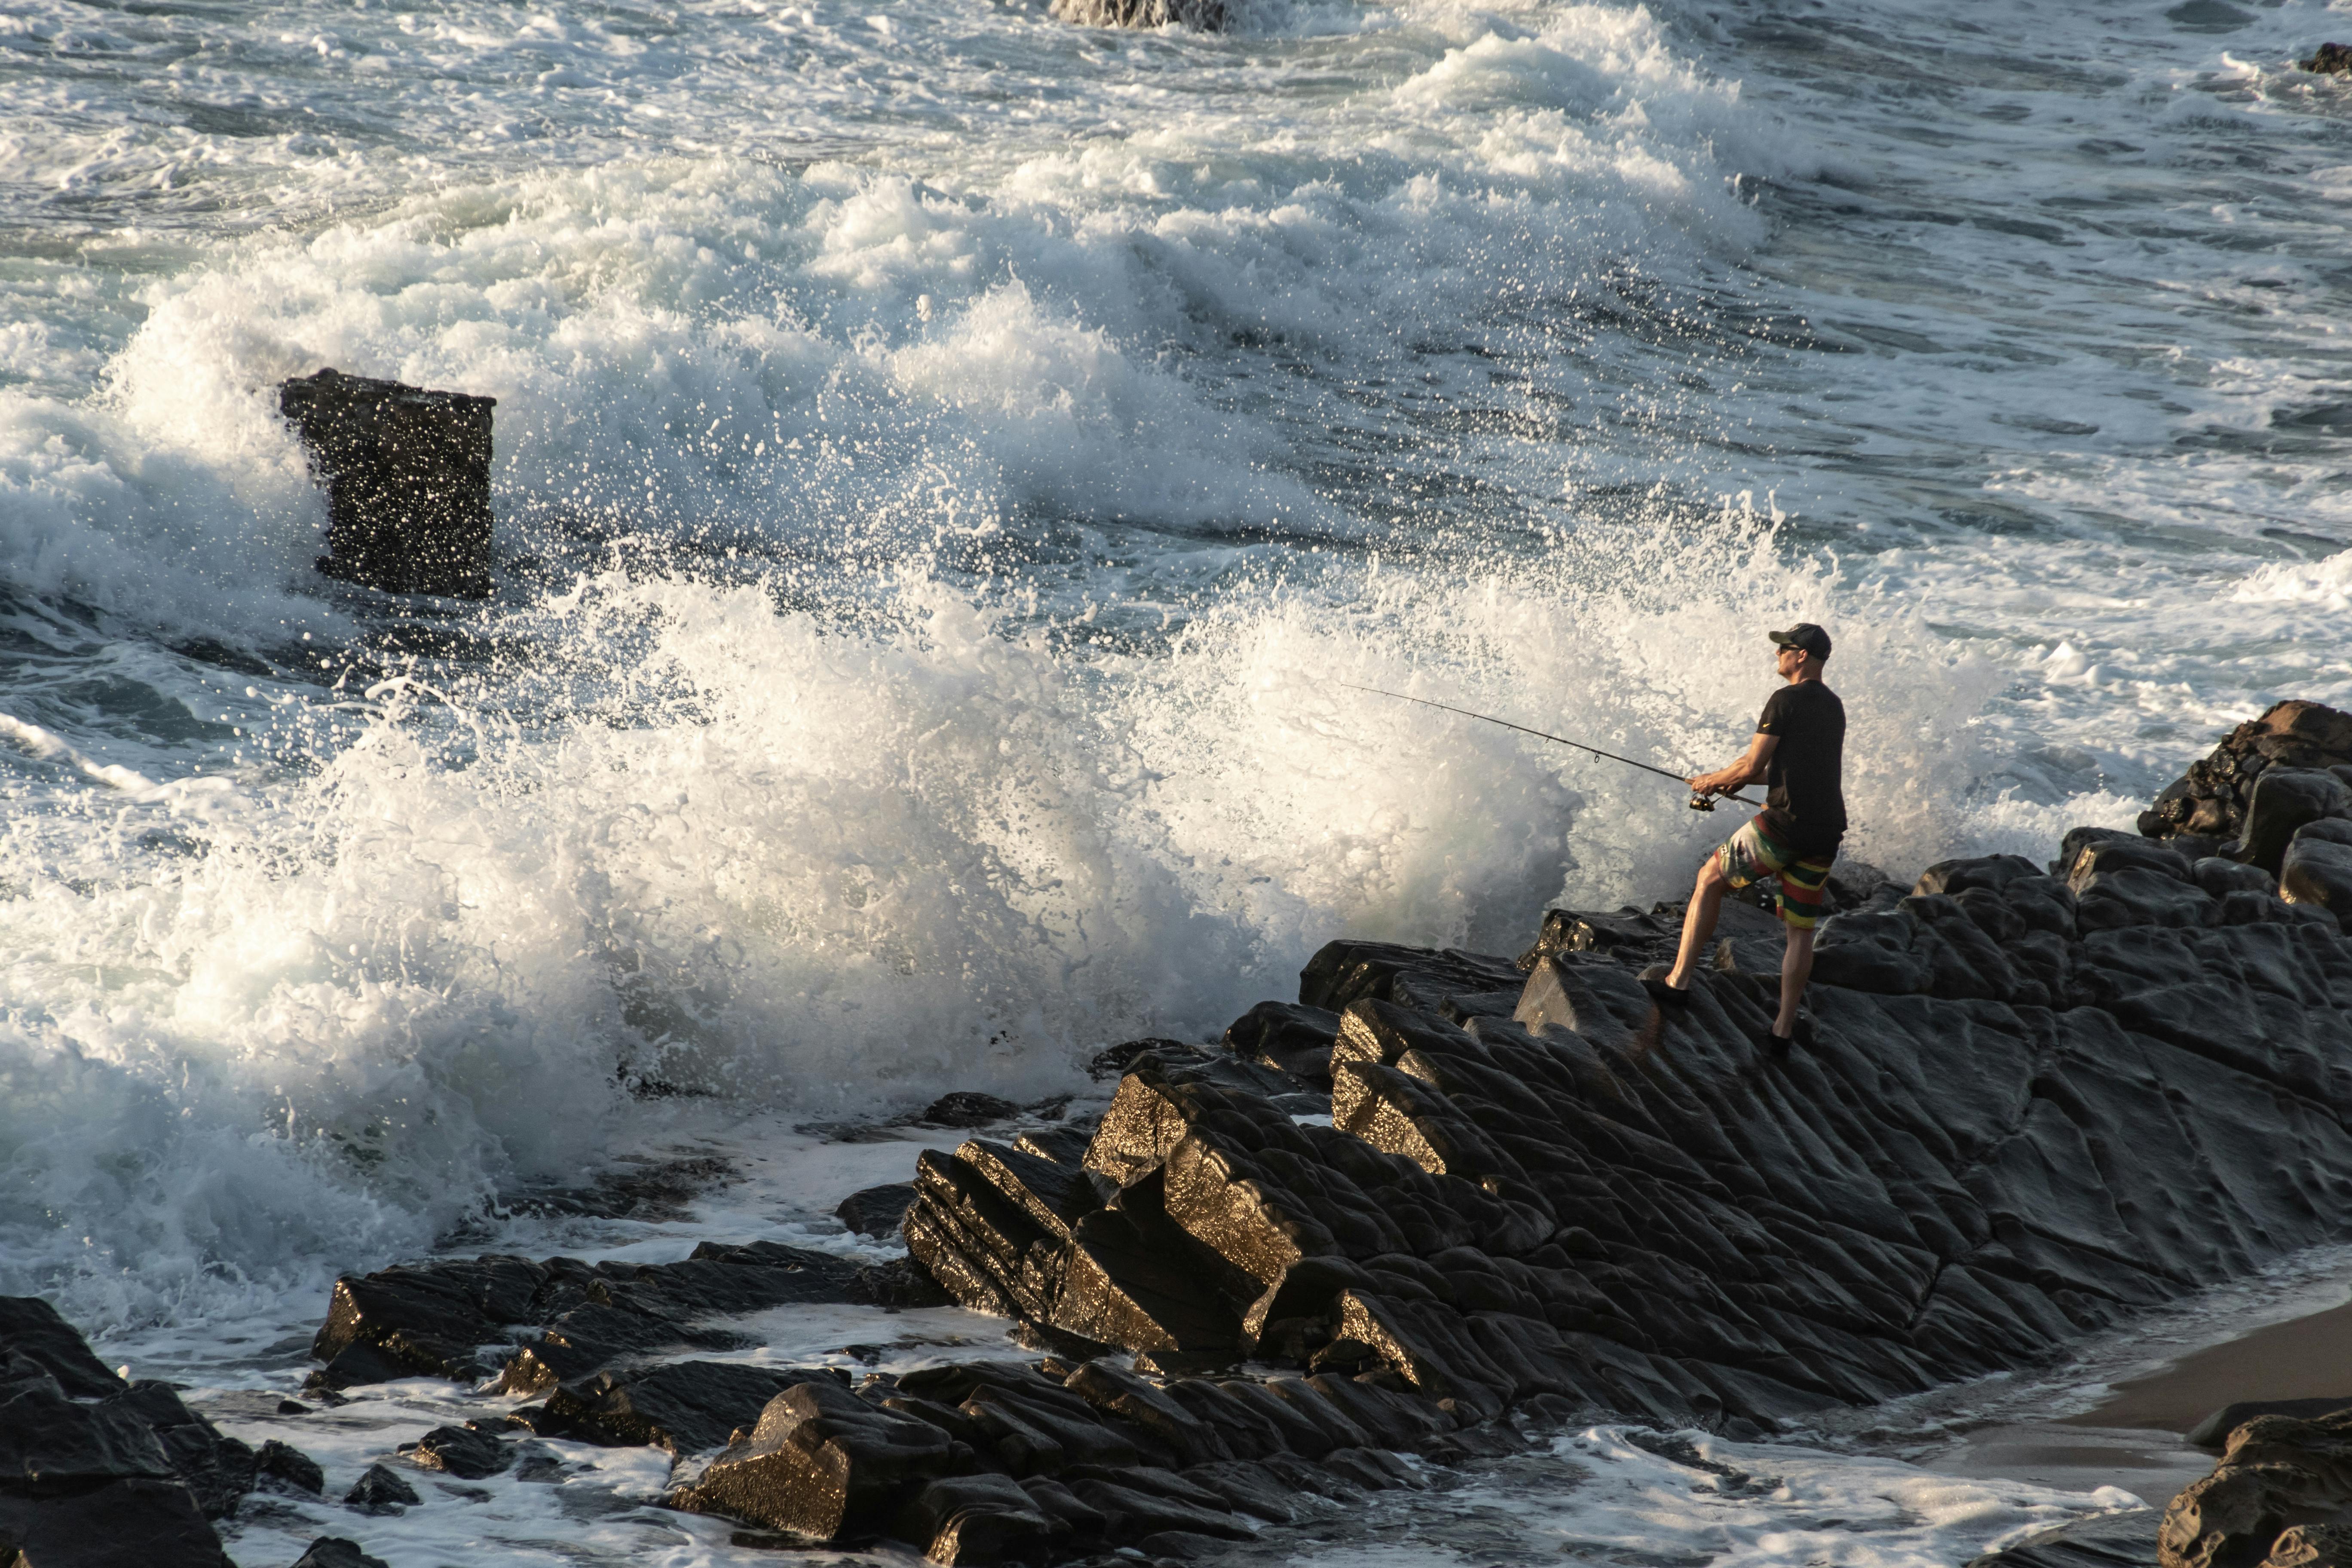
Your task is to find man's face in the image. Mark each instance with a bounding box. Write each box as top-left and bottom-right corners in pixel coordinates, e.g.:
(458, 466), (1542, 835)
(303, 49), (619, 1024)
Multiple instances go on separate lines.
(1774, 644), (1803, 677)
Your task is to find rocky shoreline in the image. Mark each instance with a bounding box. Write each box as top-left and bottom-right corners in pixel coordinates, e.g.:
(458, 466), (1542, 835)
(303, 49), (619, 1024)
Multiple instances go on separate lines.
(7, 701), (2352, 1568)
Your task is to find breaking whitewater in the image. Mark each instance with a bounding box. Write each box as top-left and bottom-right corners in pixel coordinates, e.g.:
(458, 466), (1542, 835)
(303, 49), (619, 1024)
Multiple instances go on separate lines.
(4, 0), (2352, 1559)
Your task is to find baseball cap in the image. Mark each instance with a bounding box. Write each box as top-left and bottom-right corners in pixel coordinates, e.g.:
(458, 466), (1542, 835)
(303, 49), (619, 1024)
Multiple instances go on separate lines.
(1768, 623), (1832, 659)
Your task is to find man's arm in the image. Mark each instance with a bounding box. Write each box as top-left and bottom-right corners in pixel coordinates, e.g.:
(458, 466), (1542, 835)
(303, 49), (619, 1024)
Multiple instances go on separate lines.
(1688, 731), (1778, 798)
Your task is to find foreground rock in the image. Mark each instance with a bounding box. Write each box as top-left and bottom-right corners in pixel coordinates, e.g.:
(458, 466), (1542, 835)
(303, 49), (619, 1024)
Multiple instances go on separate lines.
(0, 1295), (320, 1565)
(2162, 1407), (2352, 1568)
(279, 367), (497, 599)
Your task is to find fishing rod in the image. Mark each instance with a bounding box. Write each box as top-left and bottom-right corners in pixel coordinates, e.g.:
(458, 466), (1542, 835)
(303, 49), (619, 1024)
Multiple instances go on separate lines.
(1340, 683), (1757, 812)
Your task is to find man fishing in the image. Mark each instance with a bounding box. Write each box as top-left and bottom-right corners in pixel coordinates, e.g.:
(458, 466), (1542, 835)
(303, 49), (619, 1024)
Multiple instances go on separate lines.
(1638, 623), (1846, 1051)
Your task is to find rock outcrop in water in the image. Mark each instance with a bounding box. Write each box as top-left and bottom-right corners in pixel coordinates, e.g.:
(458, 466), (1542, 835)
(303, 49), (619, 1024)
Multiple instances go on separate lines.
(279, 368), (497, 600)
(305, 1240), (944, 1396)
(2301, 42), (2352, 74)
(20, 700), (2352, 1566)
(1048, 0), (1225, 31)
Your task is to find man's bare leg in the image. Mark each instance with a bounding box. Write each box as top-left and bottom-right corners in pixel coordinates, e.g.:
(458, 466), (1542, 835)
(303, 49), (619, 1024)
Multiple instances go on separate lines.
(1663, 856), (1730, 991)
(1776, 924), (1816, 1038)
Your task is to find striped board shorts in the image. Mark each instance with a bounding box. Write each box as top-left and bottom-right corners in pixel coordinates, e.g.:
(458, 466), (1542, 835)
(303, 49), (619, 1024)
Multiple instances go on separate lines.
(1715, 815), (1837, 930)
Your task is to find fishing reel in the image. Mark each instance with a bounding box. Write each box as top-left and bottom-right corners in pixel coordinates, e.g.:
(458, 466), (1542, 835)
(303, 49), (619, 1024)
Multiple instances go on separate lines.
(1687, 790), (1719, 813)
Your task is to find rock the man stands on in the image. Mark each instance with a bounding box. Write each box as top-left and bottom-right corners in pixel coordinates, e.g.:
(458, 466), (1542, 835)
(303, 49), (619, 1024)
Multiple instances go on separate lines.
(1642, 622), (1848, 1049)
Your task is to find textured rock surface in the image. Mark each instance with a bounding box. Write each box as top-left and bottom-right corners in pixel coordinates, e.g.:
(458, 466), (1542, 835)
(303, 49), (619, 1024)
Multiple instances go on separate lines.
(2138, 701), (2352, 856)
(279, 367), (496, 598)
(305, 1240), (882, 1394)
(343, 1462), (421, 1514)
(0, 1301), (242, 1562)
(2162, 1410), (2352, 1568)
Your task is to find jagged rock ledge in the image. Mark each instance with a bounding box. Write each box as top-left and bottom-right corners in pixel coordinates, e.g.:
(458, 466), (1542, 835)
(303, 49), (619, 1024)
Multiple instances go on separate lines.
(9, 700), (2352, 1567)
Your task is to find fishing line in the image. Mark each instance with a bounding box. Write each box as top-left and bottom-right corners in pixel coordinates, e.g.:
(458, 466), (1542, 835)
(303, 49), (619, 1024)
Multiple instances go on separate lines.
(1340, 683), (1758, 812)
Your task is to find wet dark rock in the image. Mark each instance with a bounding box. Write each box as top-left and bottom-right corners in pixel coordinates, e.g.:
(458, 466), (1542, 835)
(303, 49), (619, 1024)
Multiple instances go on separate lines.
(2300, 42), (2351, 73)
(2140, 701), (2352, 849)
(544, 1361), (833, 1455)
(256, 1438), (326, 1496)
(837, 1182), (919, 1237)
(112, 1382), (257, 1518)
(504, 1155), (735, 1222)
(291, 1540), (392, 1568)
(315, 1243), (877, 1394)
(1917, 853), (2046, 897)
(1516, 906), (1675, 969)
(401, 1423), (511, 1479)
(856, 1256), (957, 1310)
(0, 1307), (240, 1562)
(1020, 1472), (1109, 1542)
(1088, 1039), (1184, 1080)
(2281, 836), (2352, 929)
(1298, 940), (1525, 1016)
(674, 1379), (956, 1537)
(0, 1477), (231, 1568)
(923, 1092), (1024, 1127)
(1055, 1177), (1244, 1357)
(309, 1253), (540, 1367)
(342, 1463), (420, 1514)
(1061, 1473), (1257, 1542)
(305, 1342), (414, 1393)
(1017, 1127), (1096, 1166)
(2236, 770), (2352, 876)
(1223, 1001), (1341, 1083)
(2195, 858), (2277, 898)
(280, 367), (495, 598)
(897, 1472), (1066, 1564)
(1065, 1361), (1232, 1467)
(0, 1297), (130, 1400)
(0, 1364), (177, 1490)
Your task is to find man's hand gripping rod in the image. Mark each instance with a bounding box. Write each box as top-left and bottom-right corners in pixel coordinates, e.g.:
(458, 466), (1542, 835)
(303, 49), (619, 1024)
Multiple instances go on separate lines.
(1339, 683), (1758, 812)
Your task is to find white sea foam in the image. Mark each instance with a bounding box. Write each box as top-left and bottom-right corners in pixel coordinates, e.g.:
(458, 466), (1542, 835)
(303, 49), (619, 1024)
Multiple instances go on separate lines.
(1279, 1426), (2145, 1568)
(2234, 549), (2352, 612)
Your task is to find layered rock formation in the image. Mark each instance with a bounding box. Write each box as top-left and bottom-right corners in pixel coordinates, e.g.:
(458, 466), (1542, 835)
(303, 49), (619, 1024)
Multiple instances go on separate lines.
(304, 1239), (944, 1396)
(17, 701), (2352, 1566)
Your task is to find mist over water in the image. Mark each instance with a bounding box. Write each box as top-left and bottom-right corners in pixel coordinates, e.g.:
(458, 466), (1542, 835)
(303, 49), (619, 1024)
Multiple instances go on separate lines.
(1, 0), (2348, 1352)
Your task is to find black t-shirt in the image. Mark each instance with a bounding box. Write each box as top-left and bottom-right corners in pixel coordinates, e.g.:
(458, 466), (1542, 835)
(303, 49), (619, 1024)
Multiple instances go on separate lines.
(1756, 680), (1847, 858)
